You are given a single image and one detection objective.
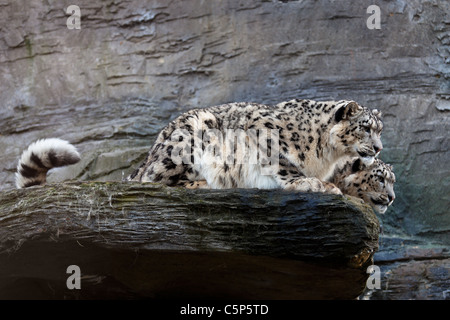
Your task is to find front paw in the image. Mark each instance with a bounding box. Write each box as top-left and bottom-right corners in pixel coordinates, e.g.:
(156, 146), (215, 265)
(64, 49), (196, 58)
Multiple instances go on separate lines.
(322, 181), (343, 195)
(284, 177), (339, 194)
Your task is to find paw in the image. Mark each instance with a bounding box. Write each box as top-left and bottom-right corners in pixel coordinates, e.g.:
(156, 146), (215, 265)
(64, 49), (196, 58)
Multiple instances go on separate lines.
(284, 177), (327, 193)
(184, 180), (209, 189)
(322, 182), (343, 195)
(284, 178), (343, 194)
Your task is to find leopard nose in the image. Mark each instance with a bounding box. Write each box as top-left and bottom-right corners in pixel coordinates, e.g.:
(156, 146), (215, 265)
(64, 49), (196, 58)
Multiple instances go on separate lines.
(388, 194), (395, 203)
(374, 145), (382, 154)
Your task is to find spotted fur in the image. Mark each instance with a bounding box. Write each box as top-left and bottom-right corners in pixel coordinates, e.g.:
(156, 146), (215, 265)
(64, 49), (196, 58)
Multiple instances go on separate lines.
(127, 99), (383, 194)
(329, 157), (396, 213)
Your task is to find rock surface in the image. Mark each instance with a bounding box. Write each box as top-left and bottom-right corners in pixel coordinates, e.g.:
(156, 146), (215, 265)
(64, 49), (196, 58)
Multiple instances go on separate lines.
(362, 237), (450, 300)
(0, 182), (379, 299)
(0, 0), (448, 299)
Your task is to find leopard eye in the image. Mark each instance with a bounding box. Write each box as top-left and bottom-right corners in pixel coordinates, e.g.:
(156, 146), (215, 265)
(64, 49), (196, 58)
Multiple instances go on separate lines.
(364, 126), (371, 133)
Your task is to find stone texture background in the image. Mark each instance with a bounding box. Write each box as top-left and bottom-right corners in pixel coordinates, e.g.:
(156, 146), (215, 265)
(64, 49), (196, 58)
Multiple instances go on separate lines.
(0, 0), (448, 299)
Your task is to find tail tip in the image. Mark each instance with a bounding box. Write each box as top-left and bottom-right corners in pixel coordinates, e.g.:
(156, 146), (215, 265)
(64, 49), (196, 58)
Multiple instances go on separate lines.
(16, 138), (81, 188)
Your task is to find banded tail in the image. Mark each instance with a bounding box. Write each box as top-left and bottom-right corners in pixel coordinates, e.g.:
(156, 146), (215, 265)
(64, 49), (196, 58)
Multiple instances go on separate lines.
(15, 138), (81, 188)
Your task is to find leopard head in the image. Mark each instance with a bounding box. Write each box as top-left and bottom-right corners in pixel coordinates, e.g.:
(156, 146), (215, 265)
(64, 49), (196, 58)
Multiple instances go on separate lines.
(339, 158), (396, 214)
(331, 101), (383, 165)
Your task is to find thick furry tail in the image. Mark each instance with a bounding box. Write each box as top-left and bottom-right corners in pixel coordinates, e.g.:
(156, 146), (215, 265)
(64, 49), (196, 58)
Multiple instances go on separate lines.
(16, 138), (81, 188)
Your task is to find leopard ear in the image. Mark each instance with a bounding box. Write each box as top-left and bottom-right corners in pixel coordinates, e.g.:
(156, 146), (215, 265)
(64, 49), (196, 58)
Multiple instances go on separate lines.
(335, 101), (361, 122)
(372, 109), (382, 119)
(351, 158), (363, 173)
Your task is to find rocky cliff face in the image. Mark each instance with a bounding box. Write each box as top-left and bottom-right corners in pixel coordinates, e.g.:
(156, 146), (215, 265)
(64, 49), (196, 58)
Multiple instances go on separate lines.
(0, 0), (448, 299)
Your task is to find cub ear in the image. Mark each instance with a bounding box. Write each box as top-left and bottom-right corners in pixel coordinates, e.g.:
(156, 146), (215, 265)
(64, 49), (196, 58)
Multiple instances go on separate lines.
(335, 101), (361, 122)
(351, 158), (363, 173)
(372, 109), (382, 119)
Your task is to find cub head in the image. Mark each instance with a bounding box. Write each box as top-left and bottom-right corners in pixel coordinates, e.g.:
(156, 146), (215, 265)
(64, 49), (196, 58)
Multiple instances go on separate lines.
(335, 158), (396, 214)
(331, 101), (383, 165)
